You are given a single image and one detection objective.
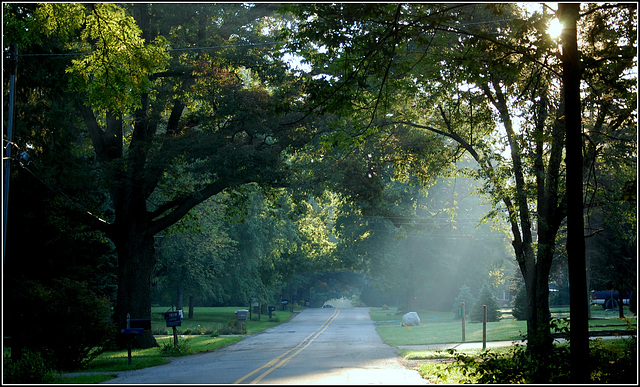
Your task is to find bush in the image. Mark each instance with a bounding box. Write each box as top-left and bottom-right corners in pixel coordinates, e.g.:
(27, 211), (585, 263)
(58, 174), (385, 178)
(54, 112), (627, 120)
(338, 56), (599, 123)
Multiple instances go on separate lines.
(6, 279), (117, 371)
(214, 319), (246, 335)
(3, 350), (55, 384)
(437, 337), (637, 383)
(441, 345), (572, 383)
(160, 340), (193, 356)
(470, 282), (500, 323)
(182, 325), (210, 335)
(588, 337), (637, 383)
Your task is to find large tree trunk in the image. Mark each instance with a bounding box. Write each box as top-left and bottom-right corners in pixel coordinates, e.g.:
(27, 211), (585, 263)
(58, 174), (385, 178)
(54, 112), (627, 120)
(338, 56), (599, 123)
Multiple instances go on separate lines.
(560, 3), (590, 383)
(113, 229), (158, 348)
(176, 287), (184, 311)
(518, 245), (554, 361)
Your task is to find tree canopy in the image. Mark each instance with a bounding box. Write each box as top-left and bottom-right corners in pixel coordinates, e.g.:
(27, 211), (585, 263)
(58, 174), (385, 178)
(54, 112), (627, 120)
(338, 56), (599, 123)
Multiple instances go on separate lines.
(3, 4), (635, 369)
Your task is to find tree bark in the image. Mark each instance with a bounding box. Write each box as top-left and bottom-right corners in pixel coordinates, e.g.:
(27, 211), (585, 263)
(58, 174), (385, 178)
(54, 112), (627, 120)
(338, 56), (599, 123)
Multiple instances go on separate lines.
(560, 3), (590, 383)
(113, 229), (158, 348)
(176, 287), (184, 311)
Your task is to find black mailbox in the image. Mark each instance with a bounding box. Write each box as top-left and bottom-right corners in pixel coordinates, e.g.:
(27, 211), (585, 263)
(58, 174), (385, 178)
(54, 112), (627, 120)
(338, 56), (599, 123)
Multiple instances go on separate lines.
(268, 305), (276, 318)
(121, 327), (144, 335)
(129, 318), (152, 330)
(163, 311), (182, 327)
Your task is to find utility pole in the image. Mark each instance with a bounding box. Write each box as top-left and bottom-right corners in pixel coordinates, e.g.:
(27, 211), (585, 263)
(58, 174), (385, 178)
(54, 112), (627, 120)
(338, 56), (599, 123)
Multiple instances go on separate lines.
(3, 42), (18, 265)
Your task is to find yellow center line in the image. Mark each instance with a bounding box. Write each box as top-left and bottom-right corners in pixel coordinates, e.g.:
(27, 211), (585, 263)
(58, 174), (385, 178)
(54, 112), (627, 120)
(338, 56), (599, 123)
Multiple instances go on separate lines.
(233, 308), (340, 384)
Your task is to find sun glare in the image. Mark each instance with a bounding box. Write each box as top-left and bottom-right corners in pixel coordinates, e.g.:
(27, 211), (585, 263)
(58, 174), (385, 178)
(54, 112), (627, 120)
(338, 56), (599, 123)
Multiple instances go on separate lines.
(548, 18), (563, 39)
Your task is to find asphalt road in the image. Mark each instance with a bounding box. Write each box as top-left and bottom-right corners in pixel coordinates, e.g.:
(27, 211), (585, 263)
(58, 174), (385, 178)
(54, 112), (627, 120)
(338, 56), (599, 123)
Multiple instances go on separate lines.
(102, 307), (428, 384)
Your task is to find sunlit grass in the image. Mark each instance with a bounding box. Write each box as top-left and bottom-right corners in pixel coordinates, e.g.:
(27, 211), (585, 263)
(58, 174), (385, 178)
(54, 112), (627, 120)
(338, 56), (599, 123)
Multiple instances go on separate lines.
(377, 320), (528, 346)
(371, 306), (636, 347)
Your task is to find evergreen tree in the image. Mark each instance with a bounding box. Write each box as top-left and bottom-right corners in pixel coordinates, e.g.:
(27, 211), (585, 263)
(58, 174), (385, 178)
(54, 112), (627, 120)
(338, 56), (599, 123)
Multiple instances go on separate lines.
(471, 281), (501, 322)
(452, 284), (475, 320)
(512, 282), (529, 321)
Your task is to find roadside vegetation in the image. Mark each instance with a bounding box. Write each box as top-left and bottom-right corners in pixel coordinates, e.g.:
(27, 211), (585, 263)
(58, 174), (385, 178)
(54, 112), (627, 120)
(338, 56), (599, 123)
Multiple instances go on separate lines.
(410, 338), (637, 384)
(370, 306), (637, 383)
(3, 307), (293, 384)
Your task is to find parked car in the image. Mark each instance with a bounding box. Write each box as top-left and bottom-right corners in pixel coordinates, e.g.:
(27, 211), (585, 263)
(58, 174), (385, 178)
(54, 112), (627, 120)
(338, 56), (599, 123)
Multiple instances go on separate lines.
(591, 290), (631, 310)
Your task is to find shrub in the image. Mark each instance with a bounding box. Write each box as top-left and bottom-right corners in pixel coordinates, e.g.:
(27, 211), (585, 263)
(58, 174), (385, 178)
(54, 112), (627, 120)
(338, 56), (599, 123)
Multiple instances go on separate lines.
(436, 337), (637, 383)
(588, 337), (637, 383)
(442, 345), (572, 383)
(3, 350), (55, 384)
(182, 324), (208, 335)
(6, 279), (117, 371)
(214, 319), (246, 335)
(160, 341), (193, 356)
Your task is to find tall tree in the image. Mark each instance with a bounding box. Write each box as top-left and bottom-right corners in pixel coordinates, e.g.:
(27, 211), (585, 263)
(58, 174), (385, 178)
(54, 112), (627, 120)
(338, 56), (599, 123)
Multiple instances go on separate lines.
(280, 3), (636, 368)
(558, 3), (588, 382)
(4, 3), (312, 348)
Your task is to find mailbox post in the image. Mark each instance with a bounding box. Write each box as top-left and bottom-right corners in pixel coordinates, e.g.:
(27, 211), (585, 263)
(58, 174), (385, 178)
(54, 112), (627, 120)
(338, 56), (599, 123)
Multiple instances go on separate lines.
(163, 310), (183, 346)
(268, 305), (276, 319)
(235, 309), (249, 328)
(121, 313), (150, 365)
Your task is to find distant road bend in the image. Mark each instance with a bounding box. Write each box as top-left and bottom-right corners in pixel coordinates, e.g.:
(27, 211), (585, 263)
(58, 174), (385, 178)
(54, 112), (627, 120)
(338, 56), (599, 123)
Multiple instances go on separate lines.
(104, 308), (428, 384)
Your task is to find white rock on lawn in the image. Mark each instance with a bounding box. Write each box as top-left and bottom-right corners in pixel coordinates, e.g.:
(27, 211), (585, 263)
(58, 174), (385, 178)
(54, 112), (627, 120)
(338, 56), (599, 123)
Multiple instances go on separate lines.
(402, 311), (421, 326)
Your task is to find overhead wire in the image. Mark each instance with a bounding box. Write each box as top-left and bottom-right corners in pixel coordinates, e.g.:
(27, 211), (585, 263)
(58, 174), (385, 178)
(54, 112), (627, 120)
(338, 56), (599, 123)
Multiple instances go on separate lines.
(4, 140), (108, 224)
(14, 41), (283, 58)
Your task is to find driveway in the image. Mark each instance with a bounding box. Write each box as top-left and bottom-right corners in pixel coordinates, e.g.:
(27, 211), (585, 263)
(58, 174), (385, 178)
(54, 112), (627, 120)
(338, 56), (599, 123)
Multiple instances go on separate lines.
(103, 307), (428, 384)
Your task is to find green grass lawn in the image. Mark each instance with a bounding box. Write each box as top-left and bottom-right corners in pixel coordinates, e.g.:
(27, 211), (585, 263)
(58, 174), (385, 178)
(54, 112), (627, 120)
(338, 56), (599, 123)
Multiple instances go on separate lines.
(150, 306), (292, 335)
(372, 305), (636, 347)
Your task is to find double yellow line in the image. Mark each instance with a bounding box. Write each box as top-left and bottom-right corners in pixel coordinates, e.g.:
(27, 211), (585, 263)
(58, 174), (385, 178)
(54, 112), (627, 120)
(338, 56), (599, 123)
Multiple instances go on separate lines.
(234, 308), (341, 384)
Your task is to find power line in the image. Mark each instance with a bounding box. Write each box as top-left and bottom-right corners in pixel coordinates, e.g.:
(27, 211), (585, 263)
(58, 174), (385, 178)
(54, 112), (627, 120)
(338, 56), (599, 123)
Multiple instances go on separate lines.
(5, 144), (109, 225)
(15, 41), (282, 58)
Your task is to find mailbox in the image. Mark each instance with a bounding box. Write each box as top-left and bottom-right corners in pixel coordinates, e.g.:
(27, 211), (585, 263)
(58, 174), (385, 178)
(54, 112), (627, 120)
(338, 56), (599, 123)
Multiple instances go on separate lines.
(121, 327), (144, 335)
(164, 311), (182, 327)
(268, 305), (276, 318)
(235, 309), (249, 320)
(129, 318), (152, 330)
